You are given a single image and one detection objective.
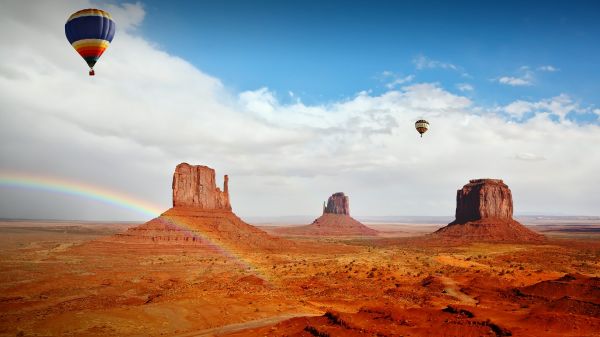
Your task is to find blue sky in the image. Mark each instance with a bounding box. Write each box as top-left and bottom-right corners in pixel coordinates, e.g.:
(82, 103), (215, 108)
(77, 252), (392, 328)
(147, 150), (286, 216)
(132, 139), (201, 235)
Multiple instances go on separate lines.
(1, 1), (600, 220)
(138, 0), (600, 112)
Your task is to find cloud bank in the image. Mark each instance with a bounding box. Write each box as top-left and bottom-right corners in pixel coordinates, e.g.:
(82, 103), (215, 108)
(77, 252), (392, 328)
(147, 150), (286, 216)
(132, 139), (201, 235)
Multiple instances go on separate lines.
(0, 1), (599, 220)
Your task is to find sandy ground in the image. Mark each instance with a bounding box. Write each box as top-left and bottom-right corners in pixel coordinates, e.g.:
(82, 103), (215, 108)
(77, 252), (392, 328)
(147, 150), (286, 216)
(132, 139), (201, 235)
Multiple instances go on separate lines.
(0, 220), (599, 336)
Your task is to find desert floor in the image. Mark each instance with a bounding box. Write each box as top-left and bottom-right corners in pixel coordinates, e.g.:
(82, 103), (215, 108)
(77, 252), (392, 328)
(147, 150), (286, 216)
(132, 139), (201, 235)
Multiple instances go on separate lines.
(0, 220), (598, 337)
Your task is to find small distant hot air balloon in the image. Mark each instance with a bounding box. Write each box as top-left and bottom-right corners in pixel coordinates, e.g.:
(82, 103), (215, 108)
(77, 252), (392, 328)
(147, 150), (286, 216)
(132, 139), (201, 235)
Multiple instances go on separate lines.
(65, 9), (116, 76)
(415, 119), (429, 137)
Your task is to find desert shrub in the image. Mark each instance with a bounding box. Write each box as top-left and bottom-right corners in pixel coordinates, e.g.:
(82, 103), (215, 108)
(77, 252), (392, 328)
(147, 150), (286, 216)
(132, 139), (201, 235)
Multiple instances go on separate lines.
(304, 325), (330, 337)
(324, 311), (351, 328)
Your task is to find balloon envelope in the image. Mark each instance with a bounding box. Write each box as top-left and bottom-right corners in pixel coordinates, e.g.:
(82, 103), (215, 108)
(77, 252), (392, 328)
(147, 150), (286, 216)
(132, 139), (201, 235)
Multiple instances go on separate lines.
(415, 119), (429, 137)
(65, 9), (116, 73)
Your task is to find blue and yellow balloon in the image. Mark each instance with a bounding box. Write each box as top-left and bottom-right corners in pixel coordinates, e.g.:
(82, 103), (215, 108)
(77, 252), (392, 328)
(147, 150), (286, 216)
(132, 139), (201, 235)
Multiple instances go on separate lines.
(65, 9), (116, 76)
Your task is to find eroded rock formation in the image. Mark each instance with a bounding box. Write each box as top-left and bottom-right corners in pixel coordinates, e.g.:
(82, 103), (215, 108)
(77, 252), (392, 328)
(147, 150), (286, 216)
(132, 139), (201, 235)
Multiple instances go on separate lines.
(110, 163), (287, 250)
(172, 163), (231, 210)
(452, 179), (512, 224)
(323, 192), (350, 215)
(277, 192), (377, 237)
(434, 179), (544, 242)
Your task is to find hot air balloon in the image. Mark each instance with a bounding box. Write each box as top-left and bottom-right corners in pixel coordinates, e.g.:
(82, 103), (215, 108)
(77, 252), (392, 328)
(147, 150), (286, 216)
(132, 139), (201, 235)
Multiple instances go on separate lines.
(65, 9), (116, 76)
(415, 119), (429, 137)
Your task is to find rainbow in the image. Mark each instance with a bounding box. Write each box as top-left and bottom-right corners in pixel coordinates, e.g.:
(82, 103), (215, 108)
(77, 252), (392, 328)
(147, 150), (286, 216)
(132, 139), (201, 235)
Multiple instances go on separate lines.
(156, 213), (272, 281)
(0, 171), (163, 218)
(0, 171), (272, 282)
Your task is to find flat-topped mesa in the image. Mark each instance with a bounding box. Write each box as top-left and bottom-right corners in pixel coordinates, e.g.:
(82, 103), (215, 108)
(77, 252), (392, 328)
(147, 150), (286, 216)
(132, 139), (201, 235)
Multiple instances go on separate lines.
(452, 178), (513, 224)
(324, 192), (350, 215)
(433, 178), (544, 243)
(172, 163), (231, 210)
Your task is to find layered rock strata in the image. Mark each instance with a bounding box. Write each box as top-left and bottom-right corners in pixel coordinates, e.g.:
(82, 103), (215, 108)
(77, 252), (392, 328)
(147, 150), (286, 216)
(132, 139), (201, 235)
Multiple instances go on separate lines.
(323, 192), (350, 215)
(110, 163), (285, 250)
(433, 179), (544, 242)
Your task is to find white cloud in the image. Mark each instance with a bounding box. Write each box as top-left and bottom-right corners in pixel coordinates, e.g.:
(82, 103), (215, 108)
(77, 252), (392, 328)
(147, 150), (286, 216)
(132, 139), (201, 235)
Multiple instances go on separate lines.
(105, 2), (146, 31)
(504, 100), (534, 118)
(456, 83), (474, 92)
(497, 76), (532, 86)
(399, 83), (472, 111)
(538, 94), (579, 120)
(413, 55), (458, 70)
(0, 1), (599, 220)
(503, 94), (581, 121)
(382, 73), (414, 89)
(515, 152), (546, 161)
(496, 65), (558, 86)
(538, 65), (559, 72)
(495, 66), (535, 86)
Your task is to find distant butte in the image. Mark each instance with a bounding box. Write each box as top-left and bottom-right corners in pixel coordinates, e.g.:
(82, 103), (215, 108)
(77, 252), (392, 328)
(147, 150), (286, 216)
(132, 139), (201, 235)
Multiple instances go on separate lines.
(276, 192), (378, 236)
(323, 192), (350, 215)
(432, 179), (544, 242)
(111, 163), (287, 250)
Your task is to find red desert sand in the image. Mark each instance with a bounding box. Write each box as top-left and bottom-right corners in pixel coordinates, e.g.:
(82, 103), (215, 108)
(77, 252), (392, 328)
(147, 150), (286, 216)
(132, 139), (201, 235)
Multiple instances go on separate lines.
(0, 166), (598, 337)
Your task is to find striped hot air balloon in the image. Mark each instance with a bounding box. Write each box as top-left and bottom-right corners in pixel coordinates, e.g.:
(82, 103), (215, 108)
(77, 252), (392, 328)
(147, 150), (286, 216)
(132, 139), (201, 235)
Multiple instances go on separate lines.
(415, 119), (429, 137)
(65, 9), (116, 76)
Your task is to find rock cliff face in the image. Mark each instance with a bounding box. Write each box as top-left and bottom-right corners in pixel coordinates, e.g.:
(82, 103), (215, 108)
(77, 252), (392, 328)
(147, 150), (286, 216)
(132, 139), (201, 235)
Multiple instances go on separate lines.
(172, 163), (231, 210)
(434, 179), (544, 242)
(452, 179), (513, 224)
(110, 163), (287, 250)
(276, 192), (377, 237)
(324, 192), (350, 215)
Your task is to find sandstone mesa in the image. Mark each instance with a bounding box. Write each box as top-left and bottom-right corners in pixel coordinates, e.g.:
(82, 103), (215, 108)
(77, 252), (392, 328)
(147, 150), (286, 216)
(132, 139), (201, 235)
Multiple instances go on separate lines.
(433, 179), (544, 242)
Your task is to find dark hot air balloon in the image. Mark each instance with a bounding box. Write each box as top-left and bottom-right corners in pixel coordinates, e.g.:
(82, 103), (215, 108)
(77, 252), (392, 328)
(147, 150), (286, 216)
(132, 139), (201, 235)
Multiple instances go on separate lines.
(65, 9), (116, 76)
(415, 119), (429, 137)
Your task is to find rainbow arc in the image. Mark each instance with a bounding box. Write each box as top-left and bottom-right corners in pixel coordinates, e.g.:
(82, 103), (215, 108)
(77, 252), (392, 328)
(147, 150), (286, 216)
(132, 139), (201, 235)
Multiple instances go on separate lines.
(0, 171), (271, 282)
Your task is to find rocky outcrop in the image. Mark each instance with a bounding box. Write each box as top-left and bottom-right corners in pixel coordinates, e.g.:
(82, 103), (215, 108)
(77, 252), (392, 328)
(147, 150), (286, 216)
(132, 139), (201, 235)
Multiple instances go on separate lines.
(172, 163), (231, 210)
(115, 209), (283, 249)
(276, 192), (377, 237)
(110, 163), (288, 250)
(452, 179), (512, 224)
(433, 179), (544, 242)
(324, 192), (350, 215)
(303, 213), (378, 236)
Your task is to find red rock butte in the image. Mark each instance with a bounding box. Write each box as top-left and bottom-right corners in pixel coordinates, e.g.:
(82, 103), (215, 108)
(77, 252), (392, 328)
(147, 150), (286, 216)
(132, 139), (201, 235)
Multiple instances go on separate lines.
(111, 163), (285, 250)
(323, 192), (350, 215)
(172, 163), (231, 210)
(433, 179), (544, 242)
(277, 192), (378, 236)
